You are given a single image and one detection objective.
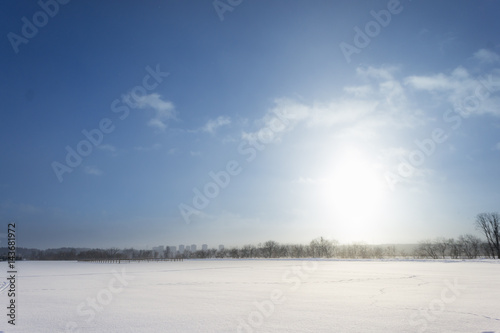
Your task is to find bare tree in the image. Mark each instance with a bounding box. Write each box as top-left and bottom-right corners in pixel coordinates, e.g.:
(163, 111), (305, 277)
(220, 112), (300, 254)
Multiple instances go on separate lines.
(277, 244), (290, 257)
(345, 244), (357, 258)
(106, 247), (120, 259)
(447, 238), (461, 259)
(373, 246), (384, 259)
(385, 245), (396, 258)
(240, 245), (256, 258)
(475, 212), (500, 259)
(358, 243), (370, 259)
(416, 240), (438, 259)
(262, 240), (279, 258)
(216, 248), (227, 258)
(309, 238), (321, 257)
(229, 247), (239, 258)
(434, 238), (448, 259)
(480, 242), (494, 258)
(458, 234), (481, 259)
(289, 244), (306, 258)
(310, 237), (337, 258)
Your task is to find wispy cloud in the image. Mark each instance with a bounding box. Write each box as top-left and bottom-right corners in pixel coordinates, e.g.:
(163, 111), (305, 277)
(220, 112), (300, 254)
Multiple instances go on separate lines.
(495, 142), (500, 151)
(98, 144), (116, 152)
(241, 65), (416, 145)
(405, 72), (458, 91)
(190, 151), (202, 157)
(126, 93), (176, 131)
(202, 116), (231, 134)
(405, 56), (500, 117)
(305, 99), (378, 128)
(343, 85), (373, 97)
(404, 66), (470, 91)
(237, 58), (499, 193)
(241, 98), (309, 145)
(84, 166), (103, 176)
(356, 66), (399, 81)
(473, 49), (500, 64)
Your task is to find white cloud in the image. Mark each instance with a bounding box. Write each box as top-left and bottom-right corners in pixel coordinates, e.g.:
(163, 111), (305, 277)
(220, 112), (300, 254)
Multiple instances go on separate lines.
(84, 166), (103, 176)
(241, 98), (310, 145)
(405, 58), (500, 117)
(405, 66), (472, 92)
(343, 85), (373, 97)
(404, 73), (456, 91)
(306, 99), (378, 128)
(236, 62), (500, 194)
(473, 49), (500, 64)
(136, 93), (174, 114)
(495, 142), (500, 151)
(190, 151), (202, 157)
(126, 93), (176, 131)
(241, 98), (371, 146)
(240, 67), (421, 146)
(202, 116), (231, 134)
(356, 66), (398, 81)
(147, 118), (167, 131)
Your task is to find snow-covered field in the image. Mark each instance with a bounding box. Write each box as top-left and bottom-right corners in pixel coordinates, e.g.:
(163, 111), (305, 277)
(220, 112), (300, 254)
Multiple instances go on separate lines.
(1, 259), (499, 333)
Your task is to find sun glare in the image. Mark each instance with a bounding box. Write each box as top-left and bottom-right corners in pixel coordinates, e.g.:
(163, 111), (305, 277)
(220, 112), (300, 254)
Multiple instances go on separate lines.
(315, 148), (388, 241)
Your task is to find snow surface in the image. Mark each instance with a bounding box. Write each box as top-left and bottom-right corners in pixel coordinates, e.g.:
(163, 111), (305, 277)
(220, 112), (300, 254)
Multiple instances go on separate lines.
(1, 259), (499, 332)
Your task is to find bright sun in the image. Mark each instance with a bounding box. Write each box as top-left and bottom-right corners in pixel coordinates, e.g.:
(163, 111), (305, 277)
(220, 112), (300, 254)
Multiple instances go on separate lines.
(314, 148), (388, 241)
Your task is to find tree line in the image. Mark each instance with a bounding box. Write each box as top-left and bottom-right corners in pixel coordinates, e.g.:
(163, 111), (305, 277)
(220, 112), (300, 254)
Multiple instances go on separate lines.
(2, 212), (498, 260)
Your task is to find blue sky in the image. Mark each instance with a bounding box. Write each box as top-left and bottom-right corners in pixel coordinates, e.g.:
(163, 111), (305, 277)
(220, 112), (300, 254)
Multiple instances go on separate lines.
(1, 0), (500, 249)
